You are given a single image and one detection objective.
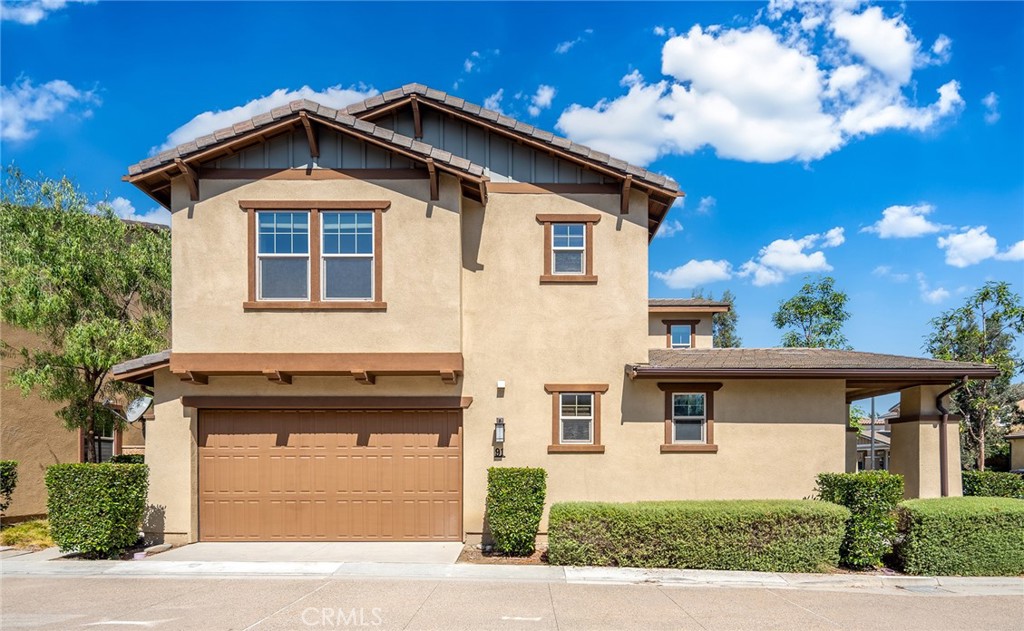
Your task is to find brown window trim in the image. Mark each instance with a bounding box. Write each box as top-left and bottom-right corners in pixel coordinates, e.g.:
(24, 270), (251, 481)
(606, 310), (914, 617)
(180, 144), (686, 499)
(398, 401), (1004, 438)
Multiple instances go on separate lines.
(241, 200), (389, 310)
(536, 214), (600, 285)
(663, 319), (699, 349)
(545, 383), (608, 453)
(659, 382), (721, 453)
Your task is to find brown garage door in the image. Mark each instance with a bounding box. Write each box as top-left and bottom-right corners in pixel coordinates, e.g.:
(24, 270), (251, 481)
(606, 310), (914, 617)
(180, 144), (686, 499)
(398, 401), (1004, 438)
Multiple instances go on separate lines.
(198, 409), (462, 541)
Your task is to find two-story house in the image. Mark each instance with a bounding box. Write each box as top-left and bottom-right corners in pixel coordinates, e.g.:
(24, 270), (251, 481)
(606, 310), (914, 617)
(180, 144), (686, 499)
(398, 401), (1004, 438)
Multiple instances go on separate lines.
(114, 84), (997, 546)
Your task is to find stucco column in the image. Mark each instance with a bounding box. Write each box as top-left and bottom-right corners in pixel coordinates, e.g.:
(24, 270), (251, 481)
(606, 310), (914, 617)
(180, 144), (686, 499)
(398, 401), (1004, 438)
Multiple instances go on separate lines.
(889, 385), (962, 498)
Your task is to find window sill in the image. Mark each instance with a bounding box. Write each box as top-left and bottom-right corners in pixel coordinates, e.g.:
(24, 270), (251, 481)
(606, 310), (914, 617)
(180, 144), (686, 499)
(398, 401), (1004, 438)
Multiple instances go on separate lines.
(243, 301), (388, 311)
(548, 444), (605, 454)
(539, 275), (598, 285)
(660, 444), (718, 453)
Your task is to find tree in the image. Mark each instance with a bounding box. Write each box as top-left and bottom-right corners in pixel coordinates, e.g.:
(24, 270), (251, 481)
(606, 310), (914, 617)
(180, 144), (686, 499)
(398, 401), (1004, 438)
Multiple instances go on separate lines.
(772, 276), (850, 349)
(0, 169), (171, 462)
(690, 288), (741, 347)
(925, 281), (1024, 470)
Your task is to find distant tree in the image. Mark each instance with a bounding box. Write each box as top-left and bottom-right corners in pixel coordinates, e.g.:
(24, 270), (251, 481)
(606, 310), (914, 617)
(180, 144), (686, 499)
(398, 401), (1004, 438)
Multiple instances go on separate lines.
(0, 169), (171, 462)
(772, 276), (850, 349)
(849, 405), (867, 434)
(691, 288), (741, 347)
(925, 281), (1024, 470)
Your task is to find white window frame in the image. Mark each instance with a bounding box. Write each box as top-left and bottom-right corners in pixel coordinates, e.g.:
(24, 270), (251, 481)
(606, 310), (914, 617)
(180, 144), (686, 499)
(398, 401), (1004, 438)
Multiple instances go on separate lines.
(672, 392), (707, 444)
(256, 211), (310, 301)
(670, 324), (693, 349)
(321, 210), (374, 301)
(559, 392), (594, 444)
(552, 223), (586, 275)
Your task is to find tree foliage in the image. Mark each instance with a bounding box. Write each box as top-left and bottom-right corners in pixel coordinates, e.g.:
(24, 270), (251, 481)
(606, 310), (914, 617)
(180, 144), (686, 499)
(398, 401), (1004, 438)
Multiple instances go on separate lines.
(925, 281), (1024, 470)
(0, 168), (171, 462)
(772, 276), (850, 349)
(691, 288), (741, 347)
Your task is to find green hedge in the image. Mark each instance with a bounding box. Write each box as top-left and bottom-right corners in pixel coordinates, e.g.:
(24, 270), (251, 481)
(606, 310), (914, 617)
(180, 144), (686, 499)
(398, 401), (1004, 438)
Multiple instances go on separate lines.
(962, 470), (1024, 499)
(110, 454), (145, 465)
(815, 471), (904, 568)
(45, 463), (149, 558)
(896, 497), (1024, 576)
(485, 467), (546, 555)
(0, 460), (18, 514)
(547, 500), (849, 572)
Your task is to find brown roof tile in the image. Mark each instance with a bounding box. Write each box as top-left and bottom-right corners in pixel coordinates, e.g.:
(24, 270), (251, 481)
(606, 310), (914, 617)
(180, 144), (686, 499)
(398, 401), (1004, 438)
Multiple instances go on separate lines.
(649, 298), (731, 308)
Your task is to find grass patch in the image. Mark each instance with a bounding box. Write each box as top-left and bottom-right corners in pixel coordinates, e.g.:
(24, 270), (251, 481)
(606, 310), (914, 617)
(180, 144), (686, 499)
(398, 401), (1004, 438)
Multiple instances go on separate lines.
(0, 519), (54, 549)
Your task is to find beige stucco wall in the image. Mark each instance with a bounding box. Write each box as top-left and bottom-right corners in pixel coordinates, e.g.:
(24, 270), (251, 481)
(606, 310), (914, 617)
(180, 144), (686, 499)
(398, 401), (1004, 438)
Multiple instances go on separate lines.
(170, 175), (463, 354)
(890, 385), (963, 498)
(647, 313), (713, 349)
(1009, 436), (1024, 471)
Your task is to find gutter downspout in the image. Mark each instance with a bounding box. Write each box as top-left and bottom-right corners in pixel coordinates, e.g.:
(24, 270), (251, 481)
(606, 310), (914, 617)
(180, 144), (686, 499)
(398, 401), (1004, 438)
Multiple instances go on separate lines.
(936, 376), (968, 497)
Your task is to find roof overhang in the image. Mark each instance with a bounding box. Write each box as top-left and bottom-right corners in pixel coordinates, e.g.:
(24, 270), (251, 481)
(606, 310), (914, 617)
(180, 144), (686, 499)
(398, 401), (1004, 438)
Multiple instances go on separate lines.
(649, 306), (731, 314)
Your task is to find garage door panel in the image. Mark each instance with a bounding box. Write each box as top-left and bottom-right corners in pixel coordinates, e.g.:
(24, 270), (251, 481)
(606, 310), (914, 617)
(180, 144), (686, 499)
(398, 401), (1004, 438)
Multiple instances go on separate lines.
(199, 409), (462, 541)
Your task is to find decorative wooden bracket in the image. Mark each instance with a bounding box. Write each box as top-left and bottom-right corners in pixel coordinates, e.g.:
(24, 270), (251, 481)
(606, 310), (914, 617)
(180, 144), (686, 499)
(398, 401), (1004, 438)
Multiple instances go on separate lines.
(298, 111), (319, 159)
(263, 370), (292, 385)
(620, 175), (632, 214)
(411, 94), (423, 139)
(426, 158), (439, 201)
(477, 179), (488, 205)
(440, 371), (459, 385)
(173, 370), (208, 385)
(175, 158), (199, 201)
(353, 370), (376, 385)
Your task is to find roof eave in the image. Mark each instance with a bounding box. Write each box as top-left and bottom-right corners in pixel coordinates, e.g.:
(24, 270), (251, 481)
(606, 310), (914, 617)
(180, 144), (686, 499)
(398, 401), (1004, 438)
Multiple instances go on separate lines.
(627, 366), (1001, 381)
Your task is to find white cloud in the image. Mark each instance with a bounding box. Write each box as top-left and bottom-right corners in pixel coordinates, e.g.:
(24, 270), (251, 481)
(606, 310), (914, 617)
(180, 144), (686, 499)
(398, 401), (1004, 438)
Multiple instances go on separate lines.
(156, 84), (376, 151)
(931, 34), (952, 63)
(554, 29), (592, 54)
(917, 273), (950, 304)
(738, 227), (843, 286)
(1, 0), (93, 24)
(0, 77), (100, 141)
(937, 226), (998, 267)
(90, 197), (170, 226)
(527, 85), (557, 117)
(861, 203), (950, 238)
(654, 219), (683, 239)
(995, 239), (1024, 262)
(556, 5), (962, 165)
(982, 92), (1000, 124)
(872, 265), (909, 282)
(654, 259), (733, 288)
(696, 196), (716, 214)
(483, 88), (504, 113)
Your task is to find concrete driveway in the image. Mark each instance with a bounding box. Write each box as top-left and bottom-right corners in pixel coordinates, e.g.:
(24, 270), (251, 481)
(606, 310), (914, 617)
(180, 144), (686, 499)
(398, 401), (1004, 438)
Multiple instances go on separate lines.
(141, 541), (464, 564)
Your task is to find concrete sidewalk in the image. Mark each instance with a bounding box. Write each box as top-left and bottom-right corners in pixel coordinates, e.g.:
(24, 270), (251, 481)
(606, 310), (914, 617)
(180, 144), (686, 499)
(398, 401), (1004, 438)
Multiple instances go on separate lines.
(1, 547), (1021, 596)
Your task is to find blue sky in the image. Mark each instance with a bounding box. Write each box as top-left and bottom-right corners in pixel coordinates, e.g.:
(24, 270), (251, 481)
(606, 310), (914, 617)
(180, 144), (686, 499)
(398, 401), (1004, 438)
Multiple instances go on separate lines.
(2, 1), (1022, 368)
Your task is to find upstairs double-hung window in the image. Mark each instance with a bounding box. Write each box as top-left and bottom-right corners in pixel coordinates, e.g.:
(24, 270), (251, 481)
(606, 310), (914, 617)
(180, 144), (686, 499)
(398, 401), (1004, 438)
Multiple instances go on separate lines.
(552, 223), (585, 275)
(257, 212), (309, 300)
(322, 211), (374, 300)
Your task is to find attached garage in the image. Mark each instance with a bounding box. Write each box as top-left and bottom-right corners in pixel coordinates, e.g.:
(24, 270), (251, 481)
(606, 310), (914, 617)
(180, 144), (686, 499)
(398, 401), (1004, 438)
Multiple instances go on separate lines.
(198, 408), (462, 542)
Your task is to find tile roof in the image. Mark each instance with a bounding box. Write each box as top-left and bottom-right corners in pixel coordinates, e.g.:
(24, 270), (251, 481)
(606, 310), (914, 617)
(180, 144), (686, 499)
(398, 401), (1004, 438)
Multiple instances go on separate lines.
(633, 348), (998, 377)
(112, 349), (170, 376)
(649, 298), (731, 308)
(342, 84), (679, 193)
(126, 99), (486, 180)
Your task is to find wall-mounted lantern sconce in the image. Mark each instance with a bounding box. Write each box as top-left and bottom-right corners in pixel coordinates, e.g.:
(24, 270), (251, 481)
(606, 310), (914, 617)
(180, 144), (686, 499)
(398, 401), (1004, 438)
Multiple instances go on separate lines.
(494, 417), (505, 444)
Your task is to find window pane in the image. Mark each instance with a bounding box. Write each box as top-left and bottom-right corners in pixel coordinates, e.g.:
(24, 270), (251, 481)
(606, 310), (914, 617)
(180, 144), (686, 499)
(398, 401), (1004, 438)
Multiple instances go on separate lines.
(674, 420), (704, 442)
(560, 393), (593, 417)
(561, 418), (592, 442)
(258, 212), (308, 254)
(671, 325), (692, 348)
(324, 257), (373, 300)
(554, 250), (584, 274)
(553, 223), (585, 248)
(260, 258), (308, 299)
(673, 393), (705, 417)
(323, 211), (373, 255)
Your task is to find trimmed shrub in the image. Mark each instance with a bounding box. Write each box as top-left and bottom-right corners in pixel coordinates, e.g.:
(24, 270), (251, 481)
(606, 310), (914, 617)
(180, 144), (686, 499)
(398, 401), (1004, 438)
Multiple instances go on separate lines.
(962, 470), (1024, 499)
(485, 467), (546, 555)
(896, 497), (1024, 576)
(0, 460), (18, 514)
(110, 454), (145, 465)
(45, 463), (148, 558)
(547, 500), (849, 572)
(815, 471), (904, 568)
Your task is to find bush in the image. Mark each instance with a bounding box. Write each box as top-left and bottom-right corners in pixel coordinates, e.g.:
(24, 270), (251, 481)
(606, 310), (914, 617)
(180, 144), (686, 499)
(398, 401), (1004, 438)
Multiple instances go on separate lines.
(962, 470), (1024, 499)
(815, 471), (904, 568)
(547, 500), (849, 572)
(485, 467), (546, 555)
(110, 454), (145, 465)
(896, 497), (1024, 576)
(45, 463), (148, 558)
(0, 460), (18, 514)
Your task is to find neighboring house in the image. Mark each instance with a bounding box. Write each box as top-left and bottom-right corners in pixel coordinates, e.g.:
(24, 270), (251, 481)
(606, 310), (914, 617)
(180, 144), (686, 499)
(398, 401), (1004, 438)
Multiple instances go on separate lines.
(1, 325), (146, 520)
(854, 404), (898, 471)
(113, 84), (998, 545)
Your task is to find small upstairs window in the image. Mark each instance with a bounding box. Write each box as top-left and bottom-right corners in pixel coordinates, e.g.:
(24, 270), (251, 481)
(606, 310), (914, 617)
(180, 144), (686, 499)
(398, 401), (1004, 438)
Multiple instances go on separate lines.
(552, 223), (585, 275)
(536, 214), (600, 284)
(322, 211), (374, 300)
(257, 211), (309, 300)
